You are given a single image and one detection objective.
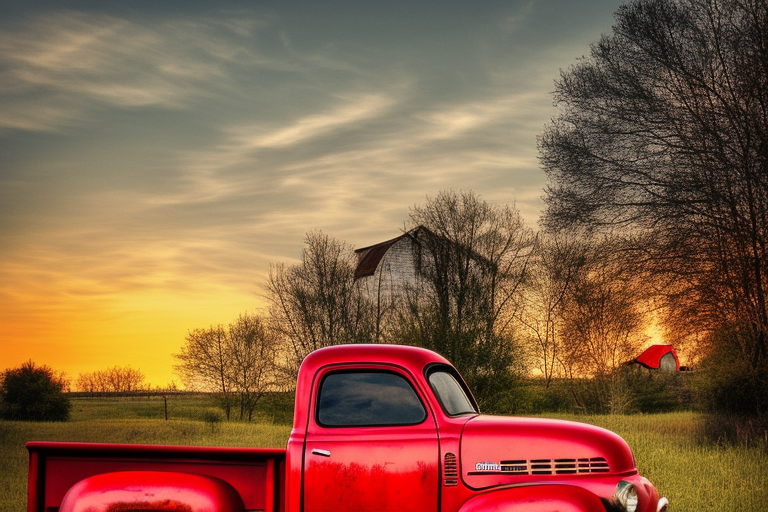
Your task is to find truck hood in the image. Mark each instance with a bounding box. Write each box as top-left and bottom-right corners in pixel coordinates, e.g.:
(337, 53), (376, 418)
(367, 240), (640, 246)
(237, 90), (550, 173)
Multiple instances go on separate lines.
(460, 415), (636, 489)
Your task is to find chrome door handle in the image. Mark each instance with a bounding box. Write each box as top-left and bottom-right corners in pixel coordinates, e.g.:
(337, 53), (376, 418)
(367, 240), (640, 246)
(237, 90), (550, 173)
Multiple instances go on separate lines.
(311, 449), (331, 457)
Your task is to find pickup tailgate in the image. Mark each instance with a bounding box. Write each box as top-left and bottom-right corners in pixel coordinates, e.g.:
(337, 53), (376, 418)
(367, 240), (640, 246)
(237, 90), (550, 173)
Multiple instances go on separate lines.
(27, 442), (285, 512)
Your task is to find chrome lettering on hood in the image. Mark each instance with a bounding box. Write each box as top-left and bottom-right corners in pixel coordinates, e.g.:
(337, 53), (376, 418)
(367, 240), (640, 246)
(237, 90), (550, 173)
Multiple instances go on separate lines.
(474, 462), (501, 472)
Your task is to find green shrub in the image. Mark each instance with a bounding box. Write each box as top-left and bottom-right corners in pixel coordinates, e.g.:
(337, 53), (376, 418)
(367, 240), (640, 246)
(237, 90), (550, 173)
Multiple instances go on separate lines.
(0, 361), (71, 421)
(202, 409), (223, 432)
(699, 413), (768, 449)
(505, 379), (574, 415)
(691, 328), (768, 447)
(622, 368), (692, 414)
(251, 391), (295, 424)
(693, 333), (768, 417)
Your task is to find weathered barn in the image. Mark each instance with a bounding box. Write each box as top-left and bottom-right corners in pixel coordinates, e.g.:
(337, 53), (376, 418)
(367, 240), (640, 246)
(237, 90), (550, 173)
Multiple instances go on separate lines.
(354, 228), (423, 305)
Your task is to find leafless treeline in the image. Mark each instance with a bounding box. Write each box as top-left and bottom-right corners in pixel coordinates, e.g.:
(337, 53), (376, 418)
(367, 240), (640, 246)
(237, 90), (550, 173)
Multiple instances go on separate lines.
(74, 366), (147, 393)
(176, 189), (659, 414)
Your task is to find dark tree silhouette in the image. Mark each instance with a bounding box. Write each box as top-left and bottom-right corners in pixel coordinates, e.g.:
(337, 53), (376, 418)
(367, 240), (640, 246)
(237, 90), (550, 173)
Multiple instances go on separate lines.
(0, 361), (70, 421)
(540, 0), (768, 415)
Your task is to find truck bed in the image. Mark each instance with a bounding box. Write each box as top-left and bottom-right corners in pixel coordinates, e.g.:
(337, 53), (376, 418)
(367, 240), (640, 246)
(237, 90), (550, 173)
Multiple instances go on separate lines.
(27, 442), (286, 512)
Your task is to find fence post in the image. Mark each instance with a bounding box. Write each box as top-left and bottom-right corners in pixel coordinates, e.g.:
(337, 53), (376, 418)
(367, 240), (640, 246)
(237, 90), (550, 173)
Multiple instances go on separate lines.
(164, 394), (168, 421)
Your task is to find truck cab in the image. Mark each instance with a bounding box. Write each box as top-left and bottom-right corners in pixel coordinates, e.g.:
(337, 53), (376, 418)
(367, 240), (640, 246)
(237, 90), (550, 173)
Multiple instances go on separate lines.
(28, 344), (669, 512)
(287, 344), (666, 512)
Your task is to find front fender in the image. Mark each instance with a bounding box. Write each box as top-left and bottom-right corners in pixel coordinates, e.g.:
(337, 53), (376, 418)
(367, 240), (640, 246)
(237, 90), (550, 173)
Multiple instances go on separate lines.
(59, 471), (245, 512)
(459, 484), (605, 512)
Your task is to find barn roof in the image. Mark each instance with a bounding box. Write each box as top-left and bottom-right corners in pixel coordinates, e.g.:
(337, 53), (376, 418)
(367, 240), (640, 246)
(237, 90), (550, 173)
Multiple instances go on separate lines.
(633, 344), (680, 371)
(354, 227), (432, 280)
(354, 233), (410, 280)
(354, 226), (494, 281)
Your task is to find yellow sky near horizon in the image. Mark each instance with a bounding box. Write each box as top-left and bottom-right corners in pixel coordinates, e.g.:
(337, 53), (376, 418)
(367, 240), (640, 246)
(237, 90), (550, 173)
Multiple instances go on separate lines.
(2, 281), (264, 387)
(1, 257), (676, 388)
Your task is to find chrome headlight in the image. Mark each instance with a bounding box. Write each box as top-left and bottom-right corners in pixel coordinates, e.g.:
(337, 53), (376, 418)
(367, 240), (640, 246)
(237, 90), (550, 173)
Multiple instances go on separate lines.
(613, 480), (639, 512)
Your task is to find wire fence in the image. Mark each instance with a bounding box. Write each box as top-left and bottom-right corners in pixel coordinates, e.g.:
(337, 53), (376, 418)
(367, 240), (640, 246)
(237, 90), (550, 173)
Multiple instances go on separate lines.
(67, 391), (294, 424)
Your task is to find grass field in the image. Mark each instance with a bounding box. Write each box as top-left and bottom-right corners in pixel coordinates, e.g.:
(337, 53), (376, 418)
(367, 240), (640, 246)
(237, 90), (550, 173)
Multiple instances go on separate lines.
(550, 413), (768, 511)
(1, 401), (766, 512)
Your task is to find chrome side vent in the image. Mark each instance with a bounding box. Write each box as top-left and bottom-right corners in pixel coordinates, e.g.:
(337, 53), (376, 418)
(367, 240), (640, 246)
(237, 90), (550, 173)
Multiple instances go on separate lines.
(495, 457), (610, 475)
(443, 452), (458, 486)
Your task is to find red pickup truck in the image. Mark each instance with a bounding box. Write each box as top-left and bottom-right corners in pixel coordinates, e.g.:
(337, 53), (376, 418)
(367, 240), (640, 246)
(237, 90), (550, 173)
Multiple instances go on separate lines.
(28, 344), (669, 512)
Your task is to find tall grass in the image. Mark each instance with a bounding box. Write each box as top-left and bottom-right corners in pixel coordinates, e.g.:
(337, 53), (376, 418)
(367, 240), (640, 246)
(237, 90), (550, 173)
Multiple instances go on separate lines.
(557, 413), (768, 512)
(2, 409), (766, 512)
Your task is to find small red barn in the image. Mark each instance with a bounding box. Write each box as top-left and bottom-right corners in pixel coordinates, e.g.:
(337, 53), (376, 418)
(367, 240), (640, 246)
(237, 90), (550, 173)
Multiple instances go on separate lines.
(630, 345), (680, 372)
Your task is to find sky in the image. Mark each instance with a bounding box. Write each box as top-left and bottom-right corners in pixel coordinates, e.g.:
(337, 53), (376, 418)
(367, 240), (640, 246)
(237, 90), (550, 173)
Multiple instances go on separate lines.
(0, 0), (626, 387)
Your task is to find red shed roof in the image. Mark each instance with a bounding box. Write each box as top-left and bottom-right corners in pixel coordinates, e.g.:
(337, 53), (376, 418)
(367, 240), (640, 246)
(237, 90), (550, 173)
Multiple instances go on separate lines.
(634, 345), (680, 370)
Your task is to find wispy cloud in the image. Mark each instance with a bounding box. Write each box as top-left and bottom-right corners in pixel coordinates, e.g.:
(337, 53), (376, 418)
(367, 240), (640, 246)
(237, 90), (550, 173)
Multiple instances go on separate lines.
(499, 0), (541, 34)
(231, 93), (395, 149)
(416, 92), (543, 141)
(0, 11), (268, 130)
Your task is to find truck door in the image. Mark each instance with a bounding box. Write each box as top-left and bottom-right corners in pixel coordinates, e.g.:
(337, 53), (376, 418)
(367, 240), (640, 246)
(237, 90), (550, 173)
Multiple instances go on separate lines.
(302, 368), (439, 512)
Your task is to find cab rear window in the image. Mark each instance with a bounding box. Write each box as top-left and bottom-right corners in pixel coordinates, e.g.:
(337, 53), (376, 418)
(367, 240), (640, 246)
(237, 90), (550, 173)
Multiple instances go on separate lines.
(317, 371), (427, 427)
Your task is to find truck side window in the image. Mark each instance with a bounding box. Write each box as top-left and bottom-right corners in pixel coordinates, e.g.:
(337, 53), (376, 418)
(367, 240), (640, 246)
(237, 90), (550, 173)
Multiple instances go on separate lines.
(428, 369), (477, 416)
(317, 371), (427, 427)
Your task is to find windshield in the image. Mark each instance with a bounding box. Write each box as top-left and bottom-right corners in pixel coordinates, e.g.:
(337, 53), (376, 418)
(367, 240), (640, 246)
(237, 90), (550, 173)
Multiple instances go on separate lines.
(427, 368), (477, 416)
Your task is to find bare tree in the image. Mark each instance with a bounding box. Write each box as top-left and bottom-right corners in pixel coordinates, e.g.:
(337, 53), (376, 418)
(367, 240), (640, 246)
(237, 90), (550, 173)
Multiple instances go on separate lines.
(558, 241), (648, 413)
(228, 313), (281, 421)
(104, 366), (146, 393)
(393, 190), (536, 405)
(267, 230), (375, 375)
(74, 373), (97, 393)
(174, 324), (235, 419)
(539, 0), (768, 413)
(520, 233), (586, 387)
